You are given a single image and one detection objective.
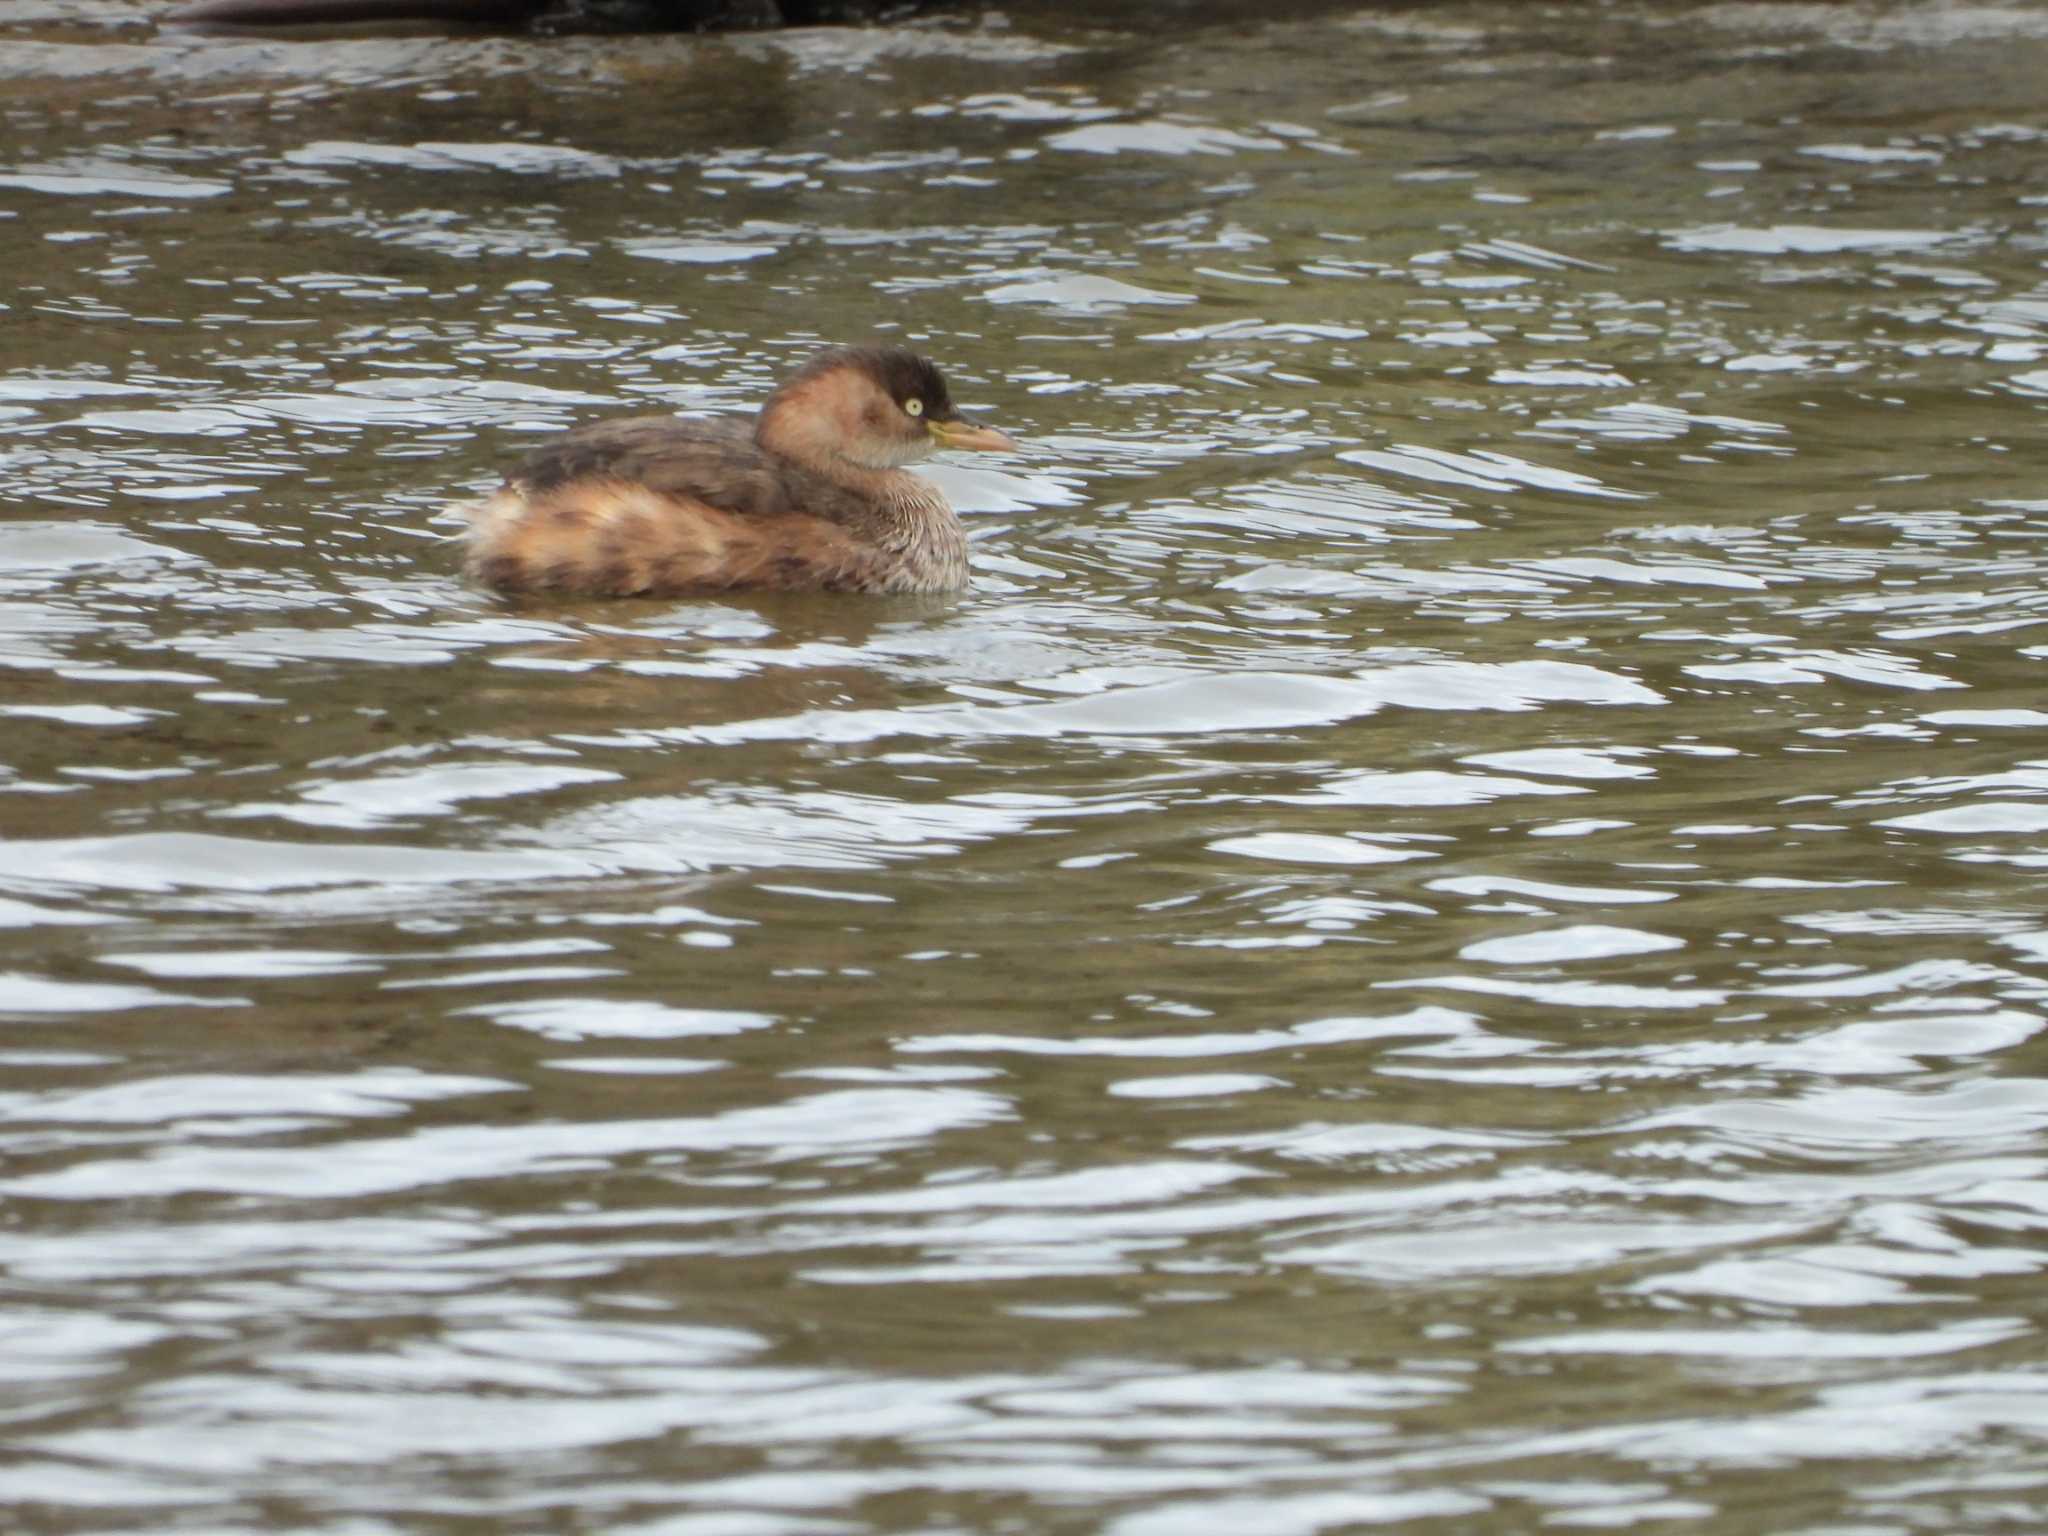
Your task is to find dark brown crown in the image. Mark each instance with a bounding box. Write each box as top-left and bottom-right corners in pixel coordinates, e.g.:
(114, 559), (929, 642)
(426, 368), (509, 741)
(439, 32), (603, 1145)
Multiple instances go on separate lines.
(786, 344), (958, 422)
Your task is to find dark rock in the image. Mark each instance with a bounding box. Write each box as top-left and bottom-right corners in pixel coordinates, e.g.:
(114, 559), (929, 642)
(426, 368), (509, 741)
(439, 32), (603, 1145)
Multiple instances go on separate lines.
(161, 0), (948, 34)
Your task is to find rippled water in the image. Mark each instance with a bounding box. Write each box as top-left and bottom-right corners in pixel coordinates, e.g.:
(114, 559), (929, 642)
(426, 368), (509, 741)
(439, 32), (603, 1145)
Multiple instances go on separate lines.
(5, 2), (2048, 1530)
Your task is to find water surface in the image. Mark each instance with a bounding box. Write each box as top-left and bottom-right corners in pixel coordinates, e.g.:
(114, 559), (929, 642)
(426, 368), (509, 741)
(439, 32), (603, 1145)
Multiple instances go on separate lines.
(5, 2), (2048, 1531)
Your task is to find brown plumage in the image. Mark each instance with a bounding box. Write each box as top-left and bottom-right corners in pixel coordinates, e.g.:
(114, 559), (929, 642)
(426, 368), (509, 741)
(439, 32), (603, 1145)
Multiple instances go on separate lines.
(456, 345), (1017, 599)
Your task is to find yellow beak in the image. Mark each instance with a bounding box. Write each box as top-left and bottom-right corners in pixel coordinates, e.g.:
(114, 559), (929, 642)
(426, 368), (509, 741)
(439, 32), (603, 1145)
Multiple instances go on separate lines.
(928, 415), (1018, 453)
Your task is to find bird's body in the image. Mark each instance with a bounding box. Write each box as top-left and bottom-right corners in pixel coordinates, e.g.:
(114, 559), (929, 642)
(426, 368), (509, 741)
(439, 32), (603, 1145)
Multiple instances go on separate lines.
(457, 346), (1014, 598)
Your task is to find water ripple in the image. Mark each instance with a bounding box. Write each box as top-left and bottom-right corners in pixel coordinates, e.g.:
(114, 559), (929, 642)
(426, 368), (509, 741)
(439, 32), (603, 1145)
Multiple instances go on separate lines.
(5, 3), (2048, 1531)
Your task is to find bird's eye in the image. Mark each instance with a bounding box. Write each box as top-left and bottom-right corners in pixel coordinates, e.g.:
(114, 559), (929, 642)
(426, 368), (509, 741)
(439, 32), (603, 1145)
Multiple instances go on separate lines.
(904, 398), (925, 417)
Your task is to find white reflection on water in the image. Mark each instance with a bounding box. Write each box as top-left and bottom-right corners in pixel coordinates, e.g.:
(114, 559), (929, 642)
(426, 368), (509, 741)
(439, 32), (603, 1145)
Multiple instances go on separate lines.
(0, 972), (234, 1014)
(0, 831), (607, 894)
(653, 660), (1664, 749)
(471, 998), (775, 1042)
(4, 1087), (1011, 1199)
(5, 1068), (512, 1125)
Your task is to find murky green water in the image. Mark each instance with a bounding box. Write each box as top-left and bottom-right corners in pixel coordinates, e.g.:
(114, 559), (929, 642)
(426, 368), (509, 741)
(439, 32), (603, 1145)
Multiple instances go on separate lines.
(5, 1), (2048, 1530)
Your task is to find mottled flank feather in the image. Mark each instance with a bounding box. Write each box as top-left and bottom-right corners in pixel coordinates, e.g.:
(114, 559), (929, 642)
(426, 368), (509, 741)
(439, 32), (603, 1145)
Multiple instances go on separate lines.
(460, 479), (917, 596)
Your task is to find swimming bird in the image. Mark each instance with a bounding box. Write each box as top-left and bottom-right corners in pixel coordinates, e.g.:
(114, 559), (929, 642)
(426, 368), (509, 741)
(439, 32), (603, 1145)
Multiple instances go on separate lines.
(458, 345), (1016, 598)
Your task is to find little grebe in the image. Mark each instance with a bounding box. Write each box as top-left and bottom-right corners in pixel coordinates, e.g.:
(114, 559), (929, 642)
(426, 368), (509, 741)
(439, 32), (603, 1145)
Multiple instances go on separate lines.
(458, 345), (1016, 598)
